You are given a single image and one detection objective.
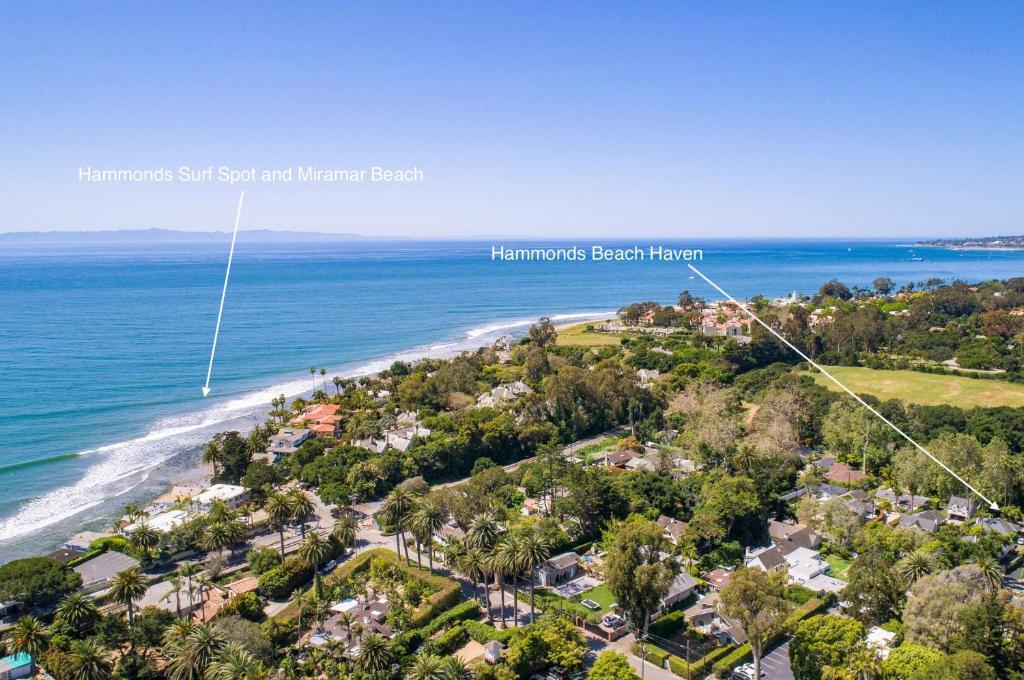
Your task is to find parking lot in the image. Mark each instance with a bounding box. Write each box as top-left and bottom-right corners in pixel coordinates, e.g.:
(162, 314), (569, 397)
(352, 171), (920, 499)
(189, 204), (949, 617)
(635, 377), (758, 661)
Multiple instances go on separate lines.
(758, 639), (794, 680)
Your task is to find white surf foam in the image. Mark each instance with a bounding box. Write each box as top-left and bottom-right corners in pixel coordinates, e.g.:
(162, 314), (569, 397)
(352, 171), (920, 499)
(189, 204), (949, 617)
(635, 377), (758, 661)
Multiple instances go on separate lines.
(0, 310), (614, 542)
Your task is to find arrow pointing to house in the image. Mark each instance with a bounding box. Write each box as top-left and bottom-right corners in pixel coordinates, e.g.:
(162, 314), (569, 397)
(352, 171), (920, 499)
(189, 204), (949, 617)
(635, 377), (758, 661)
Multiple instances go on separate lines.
(202, 190), (245, 397)
(687, 262), (1000, 511)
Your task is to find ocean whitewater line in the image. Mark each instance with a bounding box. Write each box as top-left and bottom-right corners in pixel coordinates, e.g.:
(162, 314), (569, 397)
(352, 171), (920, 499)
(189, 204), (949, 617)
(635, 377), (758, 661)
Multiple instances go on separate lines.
(0, 310), (613, 547)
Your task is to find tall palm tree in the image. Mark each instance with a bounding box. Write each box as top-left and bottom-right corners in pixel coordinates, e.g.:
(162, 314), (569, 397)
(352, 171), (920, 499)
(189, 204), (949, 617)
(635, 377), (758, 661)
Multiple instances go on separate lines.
(407, 654), (446, 680)
(332, 512), (358, 553)
(162, 618), (194, 652)
(194, 573), (215, 623)
(160, 574), (185, 618)
(335, 611), (357, 646)
(264, 492), (293, 558)
(287, 489), (315, 539)
(379, 486), (415, 561)
(976, 556), (1004, 591)
(299, 532), (331, 573)
(309, 366), (317, 392)
(319, 368), (327, 393)
(67, 638), (112, 680)
(55, 592), (101, 634)
(897, 550), (936, 585)
(178, 562), (200, 615)
(201, 440), (225, 480)
(517, 533), (551, 622)
(110, 567), (147, 627)
(201, 520), (245, 562)
(333, 376), (343, 396)
(5, 615), (48, 661)
(356, 632), (394, 674)
(121, 503), (148, 524)
(410, 503), (447, 574)
(245, 426), (267, 459)
(486, 550), (508, 629)
(130, 522), (160, 559)
(459, 548), (491, 624)
(496, 535), (523, 626)
(466, 512), (500, 551)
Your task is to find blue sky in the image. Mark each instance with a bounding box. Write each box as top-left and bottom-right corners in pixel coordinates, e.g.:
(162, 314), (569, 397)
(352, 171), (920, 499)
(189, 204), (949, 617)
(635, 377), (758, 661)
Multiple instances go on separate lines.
(0, 2), (1021, 238)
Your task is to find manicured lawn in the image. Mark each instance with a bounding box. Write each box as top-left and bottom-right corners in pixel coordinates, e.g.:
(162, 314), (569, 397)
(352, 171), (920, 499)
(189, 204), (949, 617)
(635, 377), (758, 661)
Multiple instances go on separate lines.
(535, 583), (617, 619)
(825, 555), (852, 581)
(808, 366), (1024, 408)
(555, 321), (623, 347)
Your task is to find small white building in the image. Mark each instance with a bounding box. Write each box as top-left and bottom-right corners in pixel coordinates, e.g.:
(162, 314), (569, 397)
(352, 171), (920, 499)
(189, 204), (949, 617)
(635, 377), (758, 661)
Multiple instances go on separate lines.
(866, 626), (898, 659)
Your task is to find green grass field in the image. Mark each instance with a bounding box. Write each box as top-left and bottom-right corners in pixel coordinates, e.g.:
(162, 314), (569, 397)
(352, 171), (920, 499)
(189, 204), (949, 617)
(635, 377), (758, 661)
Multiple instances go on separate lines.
(808, 366), (1024, 409)
(555, 321), (623, 347)
(825, 555), (852, 581)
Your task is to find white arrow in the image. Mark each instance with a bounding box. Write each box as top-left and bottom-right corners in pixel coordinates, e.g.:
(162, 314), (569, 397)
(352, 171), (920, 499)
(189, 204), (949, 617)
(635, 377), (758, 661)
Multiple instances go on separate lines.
(202, 191), (246, 398)
(687, 262), (999, 511)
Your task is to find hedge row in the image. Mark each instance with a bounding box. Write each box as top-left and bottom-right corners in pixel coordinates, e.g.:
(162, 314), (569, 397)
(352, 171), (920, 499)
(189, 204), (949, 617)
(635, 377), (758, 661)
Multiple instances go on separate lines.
(259, 539), (344, 599)
(634, 638), (736, 678)
(711, 597), (828, 678)
(464, 619), (516, 645)
(397, 600), (481, 651)
(420, 623), (469, 656)
(648, 610), (687, 637)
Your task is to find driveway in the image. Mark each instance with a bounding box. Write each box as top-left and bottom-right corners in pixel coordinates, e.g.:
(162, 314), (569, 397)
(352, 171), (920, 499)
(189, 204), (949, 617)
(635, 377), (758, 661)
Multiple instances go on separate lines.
(759, 639), (794, 680)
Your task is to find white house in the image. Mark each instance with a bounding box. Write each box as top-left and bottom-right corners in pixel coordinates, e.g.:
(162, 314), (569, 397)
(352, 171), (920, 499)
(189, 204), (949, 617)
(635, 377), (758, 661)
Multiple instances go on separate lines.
(194, 484), (249, 509)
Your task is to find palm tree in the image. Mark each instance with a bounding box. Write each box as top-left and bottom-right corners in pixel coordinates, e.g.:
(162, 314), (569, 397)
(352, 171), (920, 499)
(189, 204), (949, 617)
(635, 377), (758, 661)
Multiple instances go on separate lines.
(194, 573), (215, 623)
(335, 611), (357, 646)
(264, 492), (293, 558)
(439, 657), (474, 680)
(110, 567), (147, 627)
(466, 512), (500, 551)
(67, 638), (113, 680)
(201, 520), (245, 561)
(55, 592), (101, 634)
(299, 532), (332, 573)
(245, 426), (267, 459)
(130, 522), (160, 559)
(410, 503), (447, 574)
(332, 512), (358, 553)
(517, 533), (551, 622)
(309, 366), (317, 392)
(178, 562), (200, 615)
(161, 575), (185, 618)
(5, 615), (48, 661)
(319, 368), (327, 393)
(121, 503), (148, 524)
(162, 618), (194, 652)
(287, 489), (315, 539)
(407, 653), (445, 680)
(976, 556), (1004, 591)
(897, 550), (936, 584)
(459, 548), (490, 624)
(496, 535), (522, 626)
(205, 642), (257, 680)
(379, 486), (415, 561)
(166, 623), (226, 680)
(201, 440), (225, 479)
(486, 550), (508, 628)
(848, 646), (881, 680)
(356, 632), (394, 674)
(333, 376), (343, 396)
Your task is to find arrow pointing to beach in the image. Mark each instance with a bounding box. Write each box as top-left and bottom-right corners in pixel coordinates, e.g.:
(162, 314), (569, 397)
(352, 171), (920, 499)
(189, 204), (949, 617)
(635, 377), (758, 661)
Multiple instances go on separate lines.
(202, 190), (246, 398)
(687, 262), (1000, 511)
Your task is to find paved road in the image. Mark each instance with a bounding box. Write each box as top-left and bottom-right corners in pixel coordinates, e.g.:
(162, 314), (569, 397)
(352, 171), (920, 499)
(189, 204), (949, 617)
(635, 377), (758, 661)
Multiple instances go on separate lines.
(759, 639), (795, 680)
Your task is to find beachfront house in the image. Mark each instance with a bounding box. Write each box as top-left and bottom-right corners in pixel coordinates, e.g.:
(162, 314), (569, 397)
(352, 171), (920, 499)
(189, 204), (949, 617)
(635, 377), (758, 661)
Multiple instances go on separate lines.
(73, 551), (140, 594)
(291, 403), (343, 437)
(194, 484), (249, 510)
(268, 428), (314, 457)
(536, 552), (579, 587)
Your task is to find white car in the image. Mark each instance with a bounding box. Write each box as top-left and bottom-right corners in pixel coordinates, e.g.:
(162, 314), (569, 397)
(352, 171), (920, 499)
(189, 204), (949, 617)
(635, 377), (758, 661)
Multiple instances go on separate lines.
(732, 663), (765, 680)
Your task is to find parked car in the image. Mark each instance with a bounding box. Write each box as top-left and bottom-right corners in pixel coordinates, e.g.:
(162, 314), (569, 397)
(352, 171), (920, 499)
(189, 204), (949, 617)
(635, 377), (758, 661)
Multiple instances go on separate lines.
(732, 664), (765, 680)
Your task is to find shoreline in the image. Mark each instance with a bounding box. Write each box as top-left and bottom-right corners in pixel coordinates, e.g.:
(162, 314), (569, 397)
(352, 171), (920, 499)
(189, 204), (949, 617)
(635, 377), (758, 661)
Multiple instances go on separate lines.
(2, 309), (615, 562)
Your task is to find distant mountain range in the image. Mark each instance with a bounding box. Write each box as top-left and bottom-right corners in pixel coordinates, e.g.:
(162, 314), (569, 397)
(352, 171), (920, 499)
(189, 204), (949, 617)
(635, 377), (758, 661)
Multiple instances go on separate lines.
(0, 228), (378, 244)
(917, 235), (1024, 250)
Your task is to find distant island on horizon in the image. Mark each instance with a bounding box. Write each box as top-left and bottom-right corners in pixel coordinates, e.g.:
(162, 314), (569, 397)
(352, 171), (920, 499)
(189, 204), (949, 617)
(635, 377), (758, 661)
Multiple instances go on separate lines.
(917, 235), (1024, 250)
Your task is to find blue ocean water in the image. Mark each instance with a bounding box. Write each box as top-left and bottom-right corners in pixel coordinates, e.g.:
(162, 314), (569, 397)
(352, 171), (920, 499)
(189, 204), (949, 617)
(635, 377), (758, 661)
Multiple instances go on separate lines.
(1, 237), (1021, 560)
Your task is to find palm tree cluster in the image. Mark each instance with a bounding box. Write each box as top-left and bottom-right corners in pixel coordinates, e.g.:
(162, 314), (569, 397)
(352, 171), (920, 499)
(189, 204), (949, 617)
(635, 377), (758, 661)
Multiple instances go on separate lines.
(264, 488), (317, 558)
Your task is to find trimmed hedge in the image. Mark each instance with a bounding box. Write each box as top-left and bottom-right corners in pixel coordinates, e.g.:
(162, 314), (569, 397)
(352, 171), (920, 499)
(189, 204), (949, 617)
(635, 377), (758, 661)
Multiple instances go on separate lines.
(259, 539), (344, 599)
(634, 643), (670, 668)
(464, 619), (516, 645)
(711, 597), (828, 678)
(648, 610), (687, 637)
(635, 638), (736, 678)
(421, 623), (469, 656)
(418, 599), (481, 638)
